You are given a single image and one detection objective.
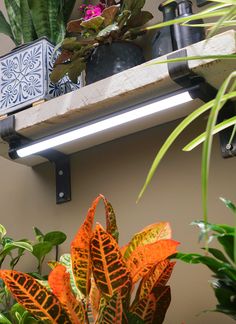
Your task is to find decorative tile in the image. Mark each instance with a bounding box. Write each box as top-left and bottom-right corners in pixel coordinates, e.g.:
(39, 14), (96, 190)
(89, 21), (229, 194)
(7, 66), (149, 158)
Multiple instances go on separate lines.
(0, 38), (82, 115)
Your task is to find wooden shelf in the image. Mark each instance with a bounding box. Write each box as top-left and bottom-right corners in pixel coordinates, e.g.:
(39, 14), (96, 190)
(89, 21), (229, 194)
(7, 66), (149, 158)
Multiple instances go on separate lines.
(0, 30), (235, 166)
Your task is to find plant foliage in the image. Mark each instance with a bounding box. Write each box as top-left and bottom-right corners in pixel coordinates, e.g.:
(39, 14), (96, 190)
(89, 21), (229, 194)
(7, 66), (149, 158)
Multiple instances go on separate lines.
(175, 198), (236, 320)
(0, 195), (178, 323)
(0, 0), (76, 45)
(51, 0), (153, 83)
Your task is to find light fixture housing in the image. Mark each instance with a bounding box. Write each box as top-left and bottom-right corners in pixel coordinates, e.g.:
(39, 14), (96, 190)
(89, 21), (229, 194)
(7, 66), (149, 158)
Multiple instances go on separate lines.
(12, 86), (202, 159)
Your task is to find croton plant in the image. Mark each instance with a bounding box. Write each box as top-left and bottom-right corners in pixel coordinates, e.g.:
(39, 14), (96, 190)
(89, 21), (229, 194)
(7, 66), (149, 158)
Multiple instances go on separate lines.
(51, 0), (153, 83)
(0, 195), (179, 323)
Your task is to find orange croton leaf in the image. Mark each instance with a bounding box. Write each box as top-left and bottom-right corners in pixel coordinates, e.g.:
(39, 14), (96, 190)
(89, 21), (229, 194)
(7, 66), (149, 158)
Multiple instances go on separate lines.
(71, 195), (103, 296)
(131, 293), (157, 324)
(100, 194), (119, 242)
(89, 277), (101, 322)
(152, 286), (171, 324)
(67, 18), (83, 33)
(90, 223), (132, 300)
(131, 286), (171, 324)
(126, 239), (179, 284)
(0, 270), (70, 323)
(48, 264), (86, 324)
(96, 291), (123, 324)
(124, 222), (172, 260)
(136, 260), (176, 301)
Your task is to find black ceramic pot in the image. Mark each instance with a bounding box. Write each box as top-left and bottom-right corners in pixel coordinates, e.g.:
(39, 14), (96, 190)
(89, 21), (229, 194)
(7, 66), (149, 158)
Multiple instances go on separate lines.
(85, 41), (145, 85)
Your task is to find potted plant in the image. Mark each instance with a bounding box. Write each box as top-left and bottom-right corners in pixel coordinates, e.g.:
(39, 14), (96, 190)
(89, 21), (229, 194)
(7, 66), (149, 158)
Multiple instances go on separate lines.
(0, 195), (179, 323)
(0, 223), (67, 323)
(176, 198), (236, 320)
(51, 0), (153, 85)
(0, 0), (82, 116)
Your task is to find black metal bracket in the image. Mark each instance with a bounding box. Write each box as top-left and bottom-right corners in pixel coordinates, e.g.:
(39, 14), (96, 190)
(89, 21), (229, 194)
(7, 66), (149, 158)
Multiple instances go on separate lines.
(0, 115), (71, 204)
(217, 101), (236, 158)
(167, 49), (236, 159)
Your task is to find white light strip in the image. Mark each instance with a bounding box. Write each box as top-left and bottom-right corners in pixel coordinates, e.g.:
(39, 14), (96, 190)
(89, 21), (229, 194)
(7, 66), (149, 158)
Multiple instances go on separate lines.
(17, 91), (193, 158)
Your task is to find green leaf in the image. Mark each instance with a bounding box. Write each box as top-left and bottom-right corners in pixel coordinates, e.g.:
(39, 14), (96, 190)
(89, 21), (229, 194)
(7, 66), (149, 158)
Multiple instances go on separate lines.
(43, 231), (67, 246)
(20, 0), (36, 43)
(0, 314), (12, 324)
(96, 23), (119, 40)
(183, 115), (236, 151)
(81, 16), (105, 31)
(201, 71), (236, 224)
(32, 241), (53, 261)
(67, 59), (86, 83)
(48, 0), (60, 44)
(33, 227), (44, 242)
(218, 235), (234, 262)
(28, 0), (51, 39)
(137, 92), (236, 202)
(220, 198), (236, 214)
(204, 248), (229, 263)
(0, 11), (14, 42)
(0, 224), (7, 240)
(4, 0), (22, 45)
(127, 11), (153, 28)
(50, 63), (71, 83)
(62, 0), (76, 24)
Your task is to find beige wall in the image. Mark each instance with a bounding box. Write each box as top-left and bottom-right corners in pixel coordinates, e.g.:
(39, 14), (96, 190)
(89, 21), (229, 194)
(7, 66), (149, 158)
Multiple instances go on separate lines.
(0, 1), (235, 324)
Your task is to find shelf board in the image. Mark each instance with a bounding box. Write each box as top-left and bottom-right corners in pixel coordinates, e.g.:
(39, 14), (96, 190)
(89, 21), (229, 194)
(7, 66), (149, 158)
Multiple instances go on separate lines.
(0, 30), (235, 166)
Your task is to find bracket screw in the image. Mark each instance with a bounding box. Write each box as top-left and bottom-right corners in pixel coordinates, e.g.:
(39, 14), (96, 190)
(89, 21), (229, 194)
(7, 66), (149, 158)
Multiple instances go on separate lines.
(58, 170), (64, 176)
(59, 192), (65, 198)
(226, 143), (233, 151)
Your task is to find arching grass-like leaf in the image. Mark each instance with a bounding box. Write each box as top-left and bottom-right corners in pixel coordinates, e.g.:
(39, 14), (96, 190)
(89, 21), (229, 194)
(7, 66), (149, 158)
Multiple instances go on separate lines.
(4, 0), (22, 45)
(137, 91), (236, 202)
(0, 270), (71, 323)
(124, 222), (171, 260)
(48, 264), (85, 324)
(90, 224), (132, 300)
(183, 115), (236, 151)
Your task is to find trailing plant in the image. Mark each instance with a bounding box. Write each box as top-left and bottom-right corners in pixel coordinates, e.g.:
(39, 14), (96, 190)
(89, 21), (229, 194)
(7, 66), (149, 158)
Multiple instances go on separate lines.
(137, 0), (236, 227)
(0, 195), (179, 323)
(0, 0), (76, 46)
(50, 0), (153, 83)
(175, 197), (236, 320)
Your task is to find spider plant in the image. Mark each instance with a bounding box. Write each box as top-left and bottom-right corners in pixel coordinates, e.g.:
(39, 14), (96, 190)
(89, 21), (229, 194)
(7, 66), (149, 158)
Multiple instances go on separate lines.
(138, 0), (236, 227)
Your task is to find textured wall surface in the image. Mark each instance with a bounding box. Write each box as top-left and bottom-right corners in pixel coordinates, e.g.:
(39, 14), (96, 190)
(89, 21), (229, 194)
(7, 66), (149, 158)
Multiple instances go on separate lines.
(0, 1), (235, 324)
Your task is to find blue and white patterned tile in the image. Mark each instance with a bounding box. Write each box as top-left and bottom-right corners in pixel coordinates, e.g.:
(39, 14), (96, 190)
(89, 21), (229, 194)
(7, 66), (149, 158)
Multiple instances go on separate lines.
(0, 38), (82, 115)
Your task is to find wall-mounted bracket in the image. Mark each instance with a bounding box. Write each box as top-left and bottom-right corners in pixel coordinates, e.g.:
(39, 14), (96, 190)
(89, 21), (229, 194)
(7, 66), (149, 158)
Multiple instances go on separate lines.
(0, 115), (71, 204)
(217, 101), (236, 158)
(167, 49), (236, 159)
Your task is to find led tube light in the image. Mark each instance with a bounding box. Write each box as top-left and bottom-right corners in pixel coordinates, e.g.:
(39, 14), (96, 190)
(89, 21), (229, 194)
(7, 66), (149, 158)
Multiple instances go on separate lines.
(16, 91), (193, 158)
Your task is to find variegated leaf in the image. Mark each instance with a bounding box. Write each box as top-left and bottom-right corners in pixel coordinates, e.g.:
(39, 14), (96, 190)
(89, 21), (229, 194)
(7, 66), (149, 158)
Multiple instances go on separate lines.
(100, 195), (119, 242)
(48, 264), (85, 324)
(90, 224), (132, 301)
(0, 270), (70, 323)
(124, 222), (171, 260)
(126, 239), (179, 283)
(136, 260), (175, 301)
(152, 286), (171, 324)
(131, 293), (156, 324)
(131, 286), (171, 324)
(71, 195), (102, 296)
(96, 291), (123, 324)
(89, 277), (101, 322)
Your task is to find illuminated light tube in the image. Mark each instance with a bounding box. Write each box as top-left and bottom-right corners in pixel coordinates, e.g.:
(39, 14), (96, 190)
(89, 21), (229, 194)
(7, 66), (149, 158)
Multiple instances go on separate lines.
(17, 91), (193, 158)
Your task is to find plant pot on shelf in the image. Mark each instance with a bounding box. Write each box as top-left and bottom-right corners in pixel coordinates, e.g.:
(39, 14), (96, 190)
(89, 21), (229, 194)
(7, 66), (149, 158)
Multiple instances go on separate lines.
(0, 37), (83, 115)
(85, 41), (145, 85)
